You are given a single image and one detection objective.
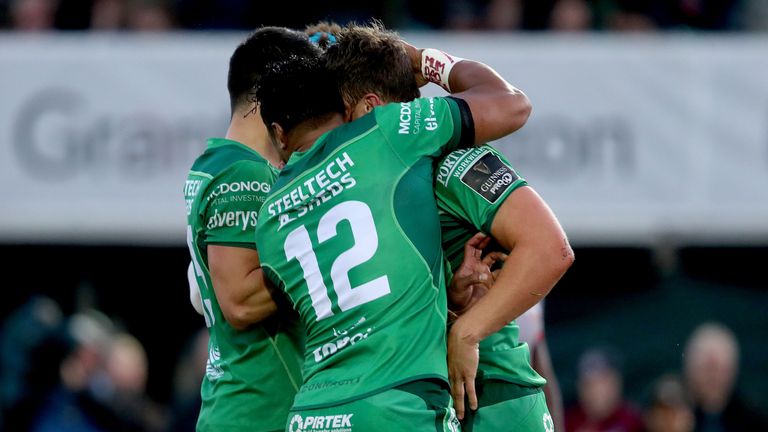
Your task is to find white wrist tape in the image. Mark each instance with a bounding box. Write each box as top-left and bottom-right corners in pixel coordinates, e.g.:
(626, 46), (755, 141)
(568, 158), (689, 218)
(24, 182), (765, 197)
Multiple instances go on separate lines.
(421, 48), (464, 92)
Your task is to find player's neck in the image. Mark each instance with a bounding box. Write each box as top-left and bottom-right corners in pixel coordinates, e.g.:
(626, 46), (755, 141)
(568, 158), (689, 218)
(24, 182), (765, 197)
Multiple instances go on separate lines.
(290, 114), (345, 154)
(225, 114), (283, 167)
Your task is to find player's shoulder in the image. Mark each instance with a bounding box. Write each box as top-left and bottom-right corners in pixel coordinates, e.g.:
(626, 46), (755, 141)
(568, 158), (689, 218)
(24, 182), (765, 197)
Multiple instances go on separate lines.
(374, 96), (456, 122)
(436, 144), (525, 205)
(371, 96), (461, 145)
(436, 145), (501, 186)
(190, 138), (273, 178)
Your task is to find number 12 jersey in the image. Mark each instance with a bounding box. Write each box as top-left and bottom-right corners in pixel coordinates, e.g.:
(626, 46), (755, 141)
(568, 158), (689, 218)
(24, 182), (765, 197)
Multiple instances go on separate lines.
(256, 97), (474, 410)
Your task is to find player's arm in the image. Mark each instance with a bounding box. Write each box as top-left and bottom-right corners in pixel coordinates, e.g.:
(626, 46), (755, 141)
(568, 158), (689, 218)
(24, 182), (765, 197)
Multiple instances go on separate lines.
(200, 160), (280, 330)
(208, 245), (277, 330)
(461, 186), (573, 334)
(448, 186), (574, 418)
(404, 42), (531, 145)
(532, 337), (565, 432)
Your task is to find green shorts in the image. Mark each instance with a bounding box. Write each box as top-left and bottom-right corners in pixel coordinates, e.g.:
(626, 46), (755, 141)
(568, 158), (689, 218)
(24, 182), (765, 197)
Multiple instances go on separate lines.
(285, 380), (460, 432)
(461, 380), (553, 432)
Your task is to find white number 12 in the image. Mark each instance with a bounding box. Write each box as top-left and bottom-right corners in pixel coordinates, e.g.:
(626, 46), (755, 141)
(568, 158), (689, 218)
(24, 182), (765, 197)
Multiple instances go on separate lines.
(284, 201), (391, 321)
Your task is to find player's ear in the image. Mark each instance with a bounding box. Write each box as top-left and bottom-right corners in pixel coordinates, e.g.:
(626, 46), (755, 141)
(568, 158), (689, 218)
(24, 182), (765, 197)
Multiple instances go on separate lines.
(270, 122), (287, 150)
(363, 93), (384, 111)
(343, 101), (355, 122)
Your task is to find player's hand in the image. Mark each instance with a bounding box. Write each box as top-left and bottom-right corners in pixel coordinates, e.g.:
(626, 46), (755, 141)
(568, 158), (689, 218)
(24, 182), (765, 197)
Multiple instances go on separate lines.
(484, 250), (508, 284)
(400, 40), (429, 88)
(449, 233), (491, 310)
(449, 233), (508, 315)
(447, 320), (480, 420)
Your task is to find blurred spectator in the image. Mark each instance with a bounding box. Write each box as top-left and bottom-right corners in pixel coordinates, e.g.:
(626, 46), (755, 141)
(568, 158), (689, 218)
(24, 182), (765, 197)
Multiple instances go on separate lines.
(90, 0), (126, 30)
(126, 0), (173, 30)
(0, 0), (761, 31)
(91, 0), (173, 30)
(608, 0), (657, 31)
(0, 296), (70, 431)
(684, 322), (768, 431)
(644, 374), (694, 432)
(31, 311), (166, 431)
(100, 333), (167, 431)
(566, 347), (644, 432)
(31, 310), (120, 432)
(549, 0), (592, 31)
(445, 0), (523, 30)
(655, 0), (739, 30)
(9, 0), (58, 30)
(166, 329), (208, 432)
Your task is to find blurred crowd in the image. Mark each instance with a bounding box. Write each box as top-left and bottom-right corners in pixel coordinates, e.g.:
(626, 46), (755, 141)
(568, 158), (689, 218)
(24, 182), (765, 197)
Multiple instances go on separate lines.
(0, 296), (207, 432)
(2, 0), (768, 32)
(565, 323), (768, 432)
(1, 295), (765, 431)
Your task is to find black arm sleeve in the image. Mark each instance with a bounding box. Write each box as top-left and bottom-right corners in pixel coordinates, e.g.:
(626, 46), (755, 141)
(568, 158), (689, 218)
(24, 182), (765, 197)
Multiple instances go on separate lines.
(447, 96), (476, 149)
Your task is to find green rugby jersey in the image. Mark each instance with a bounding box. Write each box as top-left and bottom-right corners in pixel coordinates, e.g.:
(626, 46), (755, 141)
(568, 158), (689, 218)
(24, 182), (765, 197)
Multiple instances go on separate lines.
(185, 138), (303, 431)
(436, 145), (546, 388)
(255, 97), (474, 410)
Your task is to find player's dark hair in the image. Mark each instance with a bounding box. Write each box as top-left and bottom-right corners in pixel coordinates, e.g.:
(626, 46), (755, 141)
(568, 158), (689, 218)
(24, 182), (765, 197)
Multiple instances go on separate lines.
(227, 26), (322, 115)
(324, 21), (420, 107)
(256, 55), (345, 136)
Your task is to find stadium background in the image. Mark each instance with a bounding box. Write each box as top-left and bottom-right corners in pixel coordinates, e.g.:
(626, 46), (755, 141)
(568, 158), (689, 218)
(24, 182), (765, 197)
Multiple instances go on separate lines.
(1, 0), (767, 430)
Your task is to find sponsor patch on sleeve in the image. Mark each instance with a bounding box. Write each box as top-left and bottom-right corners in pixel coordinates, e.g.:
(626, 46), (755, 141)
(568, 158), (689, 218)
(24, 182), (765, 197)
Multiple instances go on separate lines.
(459, 152), (519, 203)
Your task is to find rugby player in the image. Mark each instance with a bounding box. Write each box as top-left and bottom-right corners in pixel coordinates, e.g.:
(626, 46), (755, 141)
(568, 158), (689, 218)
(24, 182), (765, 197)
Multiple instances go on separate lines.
(322, 23), (573, 429)
(253, 29), (532, 430)
(183, 27), (322, 432)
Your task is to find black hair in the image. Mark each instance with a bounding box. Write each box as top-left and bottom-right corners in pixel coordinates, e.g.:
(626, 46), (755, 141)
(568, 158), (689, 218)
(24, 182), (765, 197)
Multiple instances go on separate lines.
(227, 26), (322, 115)
(256, 55), (345, 136)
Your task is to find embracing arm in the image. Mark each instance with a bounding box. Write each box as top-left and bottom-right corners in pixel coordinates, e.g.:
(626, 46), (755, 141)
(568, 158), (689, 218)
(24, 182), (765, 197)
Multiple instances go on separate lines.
(447, 60), (531, 144)
(207, 245), (278, 330)
(404, 42), (531, 144)
(452, 186), (572, 342)
(447, 187), (573, 418)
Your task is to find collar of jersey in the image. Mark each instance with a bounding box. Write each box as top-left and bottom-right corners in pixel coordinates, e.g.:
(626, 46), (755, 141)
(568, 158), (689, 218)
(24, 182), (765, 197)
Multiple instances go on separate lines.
(206, 137), (261, 156)
(284, 130), (332, 166)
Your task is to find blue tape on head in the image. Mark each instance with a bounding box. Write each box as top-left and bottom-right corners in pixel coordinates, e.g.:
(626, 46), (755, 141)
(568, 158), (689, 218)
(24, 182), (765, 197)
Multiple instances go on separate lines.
(309, 32), (337, 47)
(309, 32), (323, 45)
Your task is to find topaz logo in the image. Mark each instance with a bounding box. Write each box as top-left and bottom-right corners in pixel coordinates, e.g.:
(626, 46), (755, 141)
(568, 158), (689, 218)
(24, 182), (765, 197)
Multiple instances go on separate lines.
(288, 413), (353, 432)
(312, 326), (374, 363)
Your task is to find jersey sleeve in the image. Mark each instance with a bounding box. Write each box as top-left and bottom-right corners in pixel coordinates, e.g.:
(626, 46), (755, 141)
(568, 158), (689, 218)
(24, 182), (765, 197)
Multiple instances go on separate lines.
(199, 160), (275, 248)
(435, 145), (527, 234)
(375, 96), (474, 163)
